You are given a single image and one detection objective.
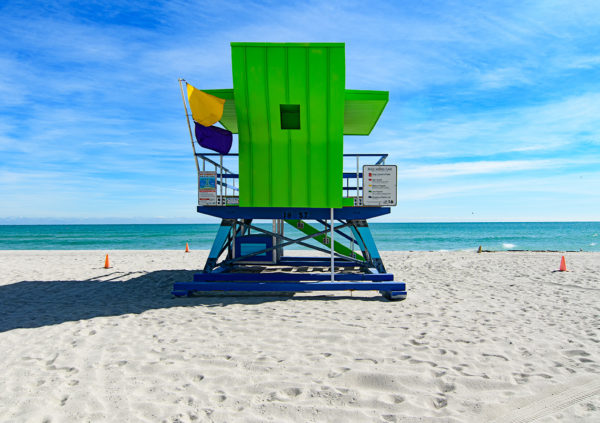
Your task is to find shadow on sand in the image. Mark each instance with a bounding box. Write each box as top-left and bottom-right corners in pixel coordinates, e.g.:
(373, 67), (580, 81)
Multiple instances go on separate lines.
(0, 269), (384, 332)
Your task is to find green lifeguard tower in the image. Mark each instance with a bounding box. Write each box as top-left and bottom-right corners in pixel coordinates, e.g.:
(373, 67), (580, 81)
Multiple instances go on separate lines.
(173, 42), (406, 300)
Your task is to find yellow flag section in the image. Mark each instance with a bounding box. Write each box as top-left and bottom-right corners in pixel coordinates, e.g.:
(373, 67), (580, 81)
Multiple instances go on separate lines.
(186, 83), (226, 127)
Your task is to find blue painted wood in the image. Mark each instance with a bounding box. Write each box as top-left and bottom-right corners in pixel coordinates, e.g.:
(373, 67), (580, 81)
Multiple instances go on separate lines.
(356, 225), (381, 260)
(196, 206), (390, 220)
(277, 258), (358, 267)
(234, 234), (274, 261)
(193, 272), (394, 282)
(382, 291), (407, 300)
(208, 223), (233, 259)
(350, 226), (367, 252)
(173, 281), (405, 293)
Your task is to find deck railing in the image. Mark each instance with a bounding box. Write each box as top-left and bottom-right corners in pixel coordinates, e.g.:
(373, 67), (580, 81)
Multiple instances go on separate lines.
(195, 152), (388, 206)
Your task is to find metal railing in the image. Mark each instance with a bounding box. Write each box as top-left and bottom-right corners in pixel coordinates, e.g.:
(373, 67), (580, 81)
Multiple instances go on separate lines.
(342, 153), (387, 205)
(195, 152), (388, 207)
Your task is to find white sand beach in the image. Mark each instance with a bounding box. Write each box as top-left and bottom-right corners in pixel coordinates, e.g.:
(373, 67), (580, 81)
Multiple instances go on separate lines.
(0, 250), (598, 422)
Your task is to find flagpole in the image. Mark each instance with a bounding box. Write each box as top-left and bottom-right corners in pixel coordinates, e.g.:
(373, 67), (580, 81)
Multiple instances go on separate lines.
(178, 78), (200, 173)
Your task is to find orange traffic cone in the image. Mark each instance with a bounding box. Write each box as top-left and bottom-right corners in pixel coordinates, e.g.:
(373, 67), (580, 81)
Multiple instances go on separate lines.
(104, 254), (110, 269)
(185, 243), (190, 253)
(559, 256), (567, 272)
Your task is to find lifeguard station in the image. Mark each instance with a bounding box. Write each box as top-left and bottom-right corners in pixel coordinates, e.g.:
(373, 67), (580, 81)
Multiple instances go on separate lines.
(172, 42), (406, 300)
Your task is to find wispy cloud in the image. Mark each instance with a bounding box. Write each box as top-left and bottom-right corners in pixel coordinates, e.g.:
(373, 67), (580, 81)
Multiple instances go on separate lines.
(397, 159), (560, 179)
(355, 91), (600, 162)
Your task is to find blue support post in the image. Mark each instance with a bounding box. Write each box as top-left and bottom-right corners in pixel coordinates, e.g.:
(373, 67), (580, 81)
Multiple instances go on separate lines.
(204, 219), (235, 272)
(352, 220), (386, 273)
(350, 225), (367, 256)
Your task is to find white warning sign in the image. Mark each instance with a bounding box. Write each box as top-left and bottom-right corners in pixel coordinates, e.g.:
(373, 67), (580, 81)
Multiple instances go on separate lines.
(198, 171), (217, 206)
(363, 165), (397, 206)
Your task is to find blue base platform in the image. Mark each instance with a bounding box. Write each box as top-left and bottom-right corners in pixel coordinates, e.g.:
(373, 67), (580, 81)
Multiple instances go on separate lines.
(172, 281), (406, 299)
(173, 270), (406, 300)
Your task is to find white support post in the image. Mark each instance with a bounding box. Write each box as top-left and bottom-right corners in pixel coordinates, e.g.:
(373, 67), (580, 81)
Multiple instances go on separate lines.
(219, 155), (223, 205)
(330, 208), (335, 282)
(272, 219), (277, 262)
(279, 219), (284, 259)
(356, 156), (360, 205)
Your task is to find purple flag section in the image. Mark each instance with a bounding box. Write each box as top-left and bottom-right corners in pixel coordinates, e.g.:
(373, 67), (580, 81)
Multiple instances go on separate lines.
(194, 122), (233, 155)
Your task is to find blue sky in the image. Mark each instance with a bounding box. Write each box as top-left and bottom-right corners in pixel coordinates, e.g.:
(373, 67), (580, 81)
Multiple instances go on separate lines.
(0, 0), (599, 223)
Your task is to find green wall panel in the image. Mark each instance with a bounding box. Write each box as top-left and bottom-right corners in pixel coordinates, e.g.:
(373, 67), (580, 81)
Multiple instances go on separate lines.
(231, 43), (345, 208)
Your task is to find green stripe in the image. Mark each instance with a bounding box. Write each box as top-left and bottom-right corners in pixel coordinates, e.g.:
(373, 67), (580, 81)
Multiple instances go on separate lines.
(285, 219), (364, 261)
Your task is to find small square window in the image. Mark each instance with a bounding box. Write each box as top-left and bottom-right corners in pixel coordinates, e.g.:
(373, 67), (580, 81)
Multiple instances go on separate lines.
(280, 104), (300, 130)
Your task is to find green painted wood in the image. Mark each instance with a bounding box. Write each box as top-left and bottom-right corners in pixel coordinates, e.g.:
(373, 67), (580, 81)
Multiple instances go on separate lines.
(231, 43), (345, 208)
(203, 88), (389, 136)
(231, 42), (345, 48)
(266, 46), (290, 206)
(285, 219), (364, 261)
(288, 47), (309, 206)
(202, 89), (238, 133)
(344, 89), (389, 135)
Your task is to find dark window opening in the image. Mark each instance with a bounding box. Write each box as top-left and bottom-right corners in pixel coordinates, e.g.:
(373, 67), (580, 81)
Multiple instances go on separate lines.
(280, 104), (300, 130)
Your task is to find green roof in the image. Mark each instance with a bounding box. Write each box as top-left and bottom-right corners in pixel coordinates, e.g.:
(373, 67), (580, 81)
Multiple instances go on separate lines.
(344, 89), (389, 135)
(204, 88), (388, 136)
(202, 89), (237, 133)
(231, 42), (345, 48)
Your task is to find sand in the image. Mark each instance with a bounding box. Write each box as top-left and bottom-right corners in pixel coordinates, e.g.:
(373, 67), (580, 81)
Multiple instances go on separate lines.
(0, 250), (598, 422)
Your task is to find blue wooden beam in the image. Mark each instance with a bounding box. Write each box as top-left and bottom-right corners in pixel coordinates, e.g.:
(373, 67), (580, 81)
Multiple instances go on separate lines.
(196, 206), (390, 220)
(193, 272), (394, 282)
(173, 281), (405, 294)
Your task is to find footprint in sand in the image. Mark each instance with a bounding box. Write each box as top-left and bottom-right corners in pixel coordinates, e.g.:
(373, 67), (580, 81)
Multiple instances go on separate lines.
(278, 387), (302, 399)
(355, 358), (377, 364)
(436, 380), (456, 393)
(212, 391), (227, 403)
(432, 396), (448, 409)
(381, 393), (405, 404)
(482, 353), (509, 361)
(565, 349), (590, 357)
(513, 372), (530, 384)
(45, 353), (59, 366)
(327, 367), (350, 378)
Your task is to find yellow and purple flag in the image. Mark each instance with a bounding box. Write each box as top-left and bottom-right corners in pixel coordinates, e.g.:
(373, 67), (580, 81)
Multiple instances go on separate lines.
(186, 83), (225, 127)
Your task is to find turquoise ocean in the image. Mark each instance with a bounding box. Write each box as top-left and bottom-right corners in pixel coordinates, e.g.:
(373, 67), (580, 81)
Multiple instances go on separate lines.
(0, 222), (599, 251)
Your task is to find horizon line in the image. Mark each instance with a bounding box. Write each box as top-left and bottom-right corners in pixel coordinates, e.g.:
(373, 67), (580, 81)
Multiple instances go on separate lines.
(1, 220), (599, 226)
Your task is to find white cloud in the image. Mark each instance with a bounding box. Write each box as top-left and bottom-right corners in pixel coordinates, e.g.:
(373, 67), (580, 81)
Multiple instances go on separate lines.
(397, 159), (559, 179)
(362, 91), (600, 160)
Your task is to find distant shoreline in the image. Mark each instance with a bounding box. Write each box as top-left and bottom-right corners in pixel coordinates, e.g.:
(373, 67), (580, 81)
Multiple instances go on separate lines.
(1, 220), (599, 226)
(2, 222), (598, 252)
